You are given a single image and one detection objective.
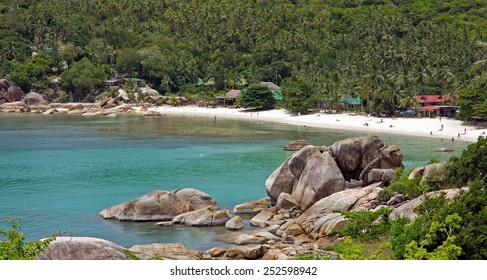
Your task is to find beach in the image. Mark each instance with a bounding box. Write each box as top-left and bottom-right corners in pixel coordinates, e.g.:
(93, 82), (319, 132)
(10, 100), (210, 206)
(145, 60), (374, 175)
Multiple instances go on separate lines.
(151, 106), (484, 143)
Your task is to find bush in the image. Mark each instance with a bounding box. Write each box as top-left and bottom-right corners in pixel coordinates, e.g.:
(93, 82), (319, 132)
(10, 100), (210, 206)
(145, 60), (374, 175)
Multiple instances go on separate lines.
(0, 218), (57, 260)
(331, 208), (393, 241)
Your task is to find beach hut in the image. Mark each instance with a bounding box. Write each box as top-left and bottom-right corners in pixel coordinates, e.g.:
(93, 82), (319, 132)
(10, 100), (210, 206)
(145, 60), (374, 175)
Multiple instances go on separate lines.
(259, 82), (283, 101)
(216, 89), (242, 107)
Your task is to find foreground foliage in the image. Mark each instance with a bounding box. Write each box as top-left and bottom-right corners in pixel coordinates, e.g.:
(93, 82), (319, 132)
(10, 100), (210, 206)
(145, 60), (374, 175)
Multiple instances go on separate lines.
(316, 139), (487, 260)
(0, 218), (56, 260)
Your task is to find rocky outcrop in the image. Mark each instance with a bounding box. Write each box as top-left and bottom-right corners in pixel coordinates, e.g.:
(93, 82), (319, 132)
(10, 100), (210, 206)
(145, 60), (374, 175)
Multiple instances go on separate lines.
(233, 197), (270, 214)
(171, 205), (232, 226)
(284, 140), (310, 151)
(291, 150), (346, 210)
(280, 184), (383, 239)
(128, 243), (203, 260)
(37, 237), (127, 260)
(408, 162), (447, 185)
(390, 188), (465, 221)
(99, 188), (218, 221)
(0, 80), (24, 105)
(250, 209), (274, 227)
(265, 136), (403, 211)
(24, 92), (48, 106)
(265, 145), (325, 205)
(0, 101), (26, 112)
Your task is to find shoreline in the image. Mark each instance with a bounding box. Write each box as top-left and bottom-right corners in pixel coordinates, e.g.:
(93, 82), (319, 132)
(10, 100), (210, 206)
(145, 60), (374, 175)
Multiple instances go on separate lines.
(151, 106), (483, 143)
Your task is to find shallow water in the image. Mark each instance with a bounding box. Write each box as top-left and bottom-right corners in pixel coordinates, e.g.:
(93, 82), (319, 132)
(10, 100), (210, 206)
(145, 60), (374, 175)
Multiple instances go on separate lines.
(0, 113), (469, 250)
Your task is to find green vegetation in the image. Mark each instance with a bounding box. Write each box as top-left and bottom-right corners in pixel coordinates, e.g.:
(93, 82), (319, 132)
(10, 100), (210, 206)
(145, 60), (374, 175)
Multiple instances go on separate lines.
(0, 218), (56, 260)
(0, 0), (485, 117)
(237, 83), (276, 109)
(299, 138), (487, 260)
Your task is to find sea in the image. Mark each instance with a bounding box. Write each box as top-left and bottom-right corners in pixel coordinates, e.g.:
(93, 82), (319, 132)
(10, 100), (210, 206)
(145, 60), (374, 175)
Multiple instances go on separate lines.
(0, 113), (469, 251)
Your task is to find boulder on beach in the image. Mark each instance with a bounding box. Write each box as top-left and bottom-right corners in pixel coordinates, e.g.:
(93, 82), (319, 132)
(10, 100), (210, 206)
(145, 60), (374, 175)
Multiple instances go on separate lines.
(24, 92), (48, 106)
(99, 188), (218, 221)
(0, 84), (24, 104)
(37, 237), (127, 260)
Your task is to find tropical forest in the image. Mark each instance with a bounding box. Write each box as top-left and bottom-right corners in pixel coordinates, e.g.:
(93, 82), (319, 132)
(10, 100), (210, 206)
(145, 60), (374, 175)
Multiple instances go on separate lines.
(0, 0), (486, 119)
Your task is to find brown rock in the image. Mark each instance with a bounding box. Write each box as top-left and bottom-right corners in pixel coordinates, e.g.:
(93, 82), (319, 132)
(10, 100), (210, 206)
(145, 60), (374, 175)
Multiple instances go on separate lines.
(37, 237), (127, 260)
(24, 92), (48, 106)
(144, 110), (162, 117)
(207, 247), (227, 258)
(390, 188), (465, 221)
(225, 245), (264, 259)
(99, 188), (218, 221)
(171, 205), (232, 226)
(233, 197), (270, 214)
(291, 151), (346, 210)
(276, 192), (299, 210)
(329, 136), (385, 181)
(129, 243), (202, 260)
(225, 215), (244, 230)
(250, 209), (274, 227)
(283, 184), (382, 239)
(265, 146), (323, 204)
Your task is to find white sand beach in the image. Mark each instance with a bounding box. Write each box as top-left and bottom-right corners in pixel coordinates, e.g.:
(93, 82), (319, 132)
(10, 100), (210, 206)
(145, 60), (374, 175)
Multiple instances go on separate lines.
(151, 106), (485, 143)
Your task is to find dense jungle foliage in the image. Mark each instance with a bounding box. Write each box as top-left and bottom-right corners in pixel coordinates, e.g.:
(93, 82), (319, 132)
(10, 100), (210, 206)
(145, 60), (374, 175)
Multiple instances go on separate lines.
(320, 138), (487, 260)
(0, 0), (486, 118)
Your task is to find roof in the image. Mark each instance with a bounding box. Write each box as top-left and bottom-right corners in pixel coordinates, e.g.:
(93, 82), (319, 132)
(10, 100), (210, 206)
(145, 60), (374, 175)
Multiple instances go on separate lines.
(123, 78), (143, 82)
(225, 90), (242, 99)
(416, 95), (450, 103)
(341, 95), (362, 105)
(273, 91), (283, 101)
(420, 106), (440, 110)
(103, 79), (122, 83)
(259, 82), (281, 90)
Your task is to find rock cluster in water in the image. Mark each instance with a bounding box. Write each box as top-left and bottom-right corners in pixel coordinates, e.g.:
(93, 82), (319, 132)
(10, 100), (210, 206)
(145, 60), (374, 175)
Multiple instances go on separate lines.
(39, 136), (460, 260)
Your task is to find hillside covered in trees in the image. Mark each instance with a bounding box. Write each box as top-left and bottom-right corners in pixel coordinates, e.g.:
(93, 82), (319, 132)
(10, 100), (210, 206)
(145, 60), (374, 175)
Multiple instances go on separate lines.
(0, 0), (486, 119)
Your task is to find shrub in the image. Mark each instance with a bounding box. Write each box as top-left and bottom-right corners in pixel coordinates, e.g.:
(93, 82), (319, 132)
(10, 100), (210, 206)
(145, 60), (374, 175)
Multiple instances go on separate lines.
(0, 218), (57, 260)
(331, 208), (393, 241)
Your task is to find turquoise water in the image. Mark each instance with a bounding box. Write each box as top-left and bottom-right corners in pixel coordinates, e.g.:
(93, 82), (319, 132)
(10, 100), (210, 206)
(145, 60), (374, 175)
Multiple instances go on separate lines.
(0, 113), (469, 250)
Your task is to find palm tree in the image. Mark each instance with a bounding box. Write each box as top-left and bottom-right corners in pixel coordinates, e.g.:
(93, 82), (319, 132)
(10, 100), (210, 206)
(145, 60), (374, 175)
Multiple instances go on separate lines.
(3, 43), (18, 61)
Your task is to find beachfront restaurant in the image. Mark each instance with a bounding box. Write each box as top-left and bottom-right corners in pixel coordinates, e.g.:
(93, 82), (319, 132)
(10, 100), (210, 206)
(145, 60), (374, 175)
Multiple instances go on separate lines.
(419, 105), (458, 117)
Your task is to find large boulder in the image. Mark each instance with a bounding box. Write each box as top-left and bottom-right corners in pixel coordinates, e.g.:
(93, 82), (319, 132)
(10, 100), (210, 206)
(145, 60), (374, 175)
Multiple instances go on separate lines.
(0, 79), (10, 92)
(291, 150), (346, 210)
(2, 85), (24, 104)
(171, 205), (232, 226)
(99, 188), (218, 221)
(265, 137), (403, 212)
(37, 237), (127, 260)
(265, 145), (324, 205)
(329, 136), (385, 181)
(128, 243), (202, 260)
(280, 184), (383, 239)
(24, 92), (48, 106)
